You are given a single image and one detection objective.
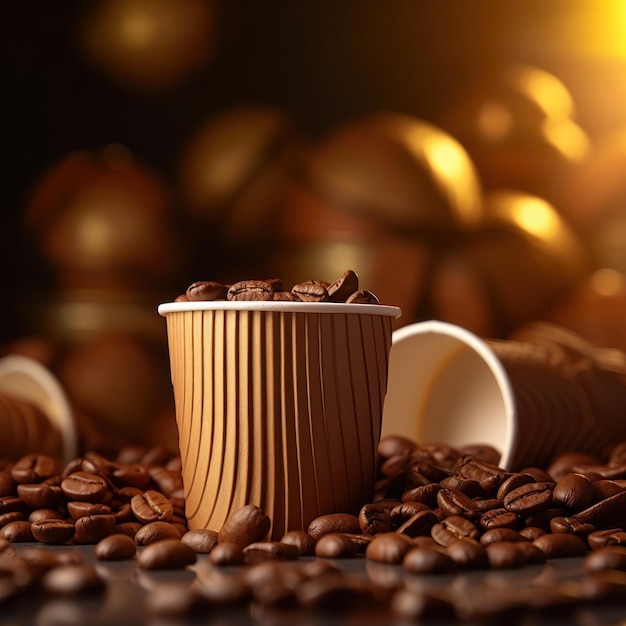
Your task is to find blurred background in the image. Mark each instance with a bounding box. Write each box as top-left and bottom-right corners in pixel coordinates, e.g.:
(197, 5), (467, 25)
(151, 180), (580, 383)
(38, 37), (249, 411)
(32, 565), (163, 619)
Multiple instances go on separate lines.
(4, 0), (626, 452)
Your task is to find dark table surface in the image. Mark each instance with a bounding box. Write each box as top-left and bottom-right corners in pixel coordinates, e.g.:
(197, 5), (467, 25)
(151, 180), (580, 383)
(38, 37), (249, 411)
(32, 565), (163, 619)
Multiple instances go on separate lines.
(5, 543), (626, 626)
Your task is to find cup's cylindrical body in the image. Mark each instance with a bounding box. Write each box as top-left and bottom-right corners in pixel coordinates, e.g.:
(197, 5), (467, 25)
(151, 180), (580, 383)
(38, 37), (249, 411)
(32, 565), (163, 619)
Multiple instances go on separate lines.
(160, 303), (398, 539)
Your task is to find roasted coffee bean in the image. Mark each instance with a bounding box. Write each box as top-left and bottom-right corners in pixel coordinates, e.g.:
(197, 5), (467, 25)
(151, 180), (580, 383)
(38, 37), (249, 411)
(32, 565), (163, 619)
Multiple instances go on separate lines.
(485, 541), (526, 569)
(496, 473), (536, 500)
(194, 567), (252, 605)
(308, 513), (360, 539)
(243, 541), (299, 563)
(114, 522), (143, 538)
(391, 588), (456, 621)
(445, 538), (488, 569)
(359, 502), (393, 535)
(437, 488), (480, 519)
(243, 561), (305, 606)
(148, 466), (183, 496)
(588, 529), (626, 550)
(389, 501), (428, 524)
(111, 464), (152, 490)
(0, 511), (24, 527)
(395, 509), (438, 537)
(94, 533), (137, 560)
(327, 270), (359, 302)
(228, 280), (274, 301)
(135, 521), (181, 545)
(73, 514), (116, 544)
(67, 501), (112, 520)
(291, 280), (329, 302)
(31, 519), (75, 544)
(480, 528), (527, 546)
(279, 530), (316, 556)
(474, 497), (503, 513)
(0, 520), (34, 542)
(401, 483), (441, 508)
(574, 491), (626, 527)
(584, 547), (626, 573)
(440, 515), (480, 541)
(10, 454), (57, 483)
(431, 523), (459, 547)
(579, 570), (626, 603)
(113, 502), (132, 523)
(533, 533), (588, 558)
(402, 546), (455, 574)
(15, 483), (61, 509)
(524, 507), (570, 531)
(478, 507), (520, 530)
(454, 456), (506, 494)
(314, 533), (358, 559)
(131, 490), (174, 523)
(520, 467), (554, 483)
(552, 473), (594, 511)
(515, 541), (547, 565)
(273, 291), (299, 301)
(61, 472), (109, 503)
(137, 538), (196, 570)
(186, 280), (229, 301)
(593, 480), (624, 500)
(0, 496), (23, 515)
(503, 482), (554, 516)
(365, 532), (413, 564)
(180, 528), (219, 554)
(218, 505), (270, 546)
(42, 564), (105, 595)
(346, 290), (379, 304)
(378, 435), (417, 460)
(440, 476), (482, 498)
(209, 541), (245, 566)
(549, 516), (595, 536)
(519, 526), (546, 541)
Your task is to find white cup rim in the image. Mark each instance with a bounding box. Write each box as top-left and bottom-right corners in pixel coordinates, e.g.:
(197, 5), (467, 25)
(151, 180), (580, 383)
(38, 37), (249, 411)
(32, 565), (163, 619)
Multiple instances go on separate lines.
(158, 301), (402, 318)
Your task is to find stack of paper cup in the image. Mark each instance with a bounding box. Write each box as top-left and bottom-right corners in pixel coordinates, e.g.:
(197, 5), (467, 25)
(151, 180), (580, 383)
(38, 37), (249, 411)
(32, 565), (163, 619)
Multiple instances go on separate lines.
(382, 320), (626, 471)
(0, 355), (77, 465)
(159, 300), (401, 539)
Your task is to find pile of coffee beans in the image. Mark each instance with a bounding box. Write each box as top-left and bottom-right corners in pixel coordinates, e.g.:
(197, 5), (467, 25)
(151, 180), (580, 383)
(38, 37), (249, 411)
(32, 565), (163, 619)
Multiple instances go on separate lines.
(174, 269), (380, 304)
(1, 437), (626, 621)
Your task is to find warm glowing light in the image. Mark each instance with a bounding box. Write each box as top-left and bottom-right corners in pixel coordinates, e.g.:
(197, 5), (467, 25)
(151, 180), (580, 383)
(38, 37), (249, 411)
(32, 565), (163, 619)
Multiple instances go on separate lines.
(121, 11), (157, 49)
(542, 118), (590, 161)
(591, 268), (624, 296)
(510, 197), (561, 241)
(511, 66), (575, 119)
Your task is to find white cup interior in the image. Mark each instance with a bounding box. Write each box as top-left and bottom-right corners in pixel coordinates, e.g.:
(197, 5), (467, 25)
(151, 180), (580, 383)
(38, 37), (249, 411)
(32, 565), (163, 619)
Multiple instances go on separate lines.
(0, 355), (77, 464)
(382, 320), (516, 468)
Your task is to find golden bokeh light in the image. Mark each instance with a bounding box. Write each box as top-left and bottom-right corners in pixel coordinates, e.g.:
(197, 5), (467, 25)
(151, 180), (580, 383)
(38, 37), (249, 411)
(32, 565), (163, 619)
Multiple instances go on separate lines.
(591, 268), (625, 297)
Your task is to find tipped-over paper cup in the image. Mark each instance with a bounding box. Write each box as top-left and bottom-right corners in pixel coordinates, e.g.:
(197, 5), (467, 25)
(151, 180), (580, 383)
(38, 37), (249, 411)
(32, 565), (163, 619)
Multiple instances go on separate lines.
(382, 320), (626, 471)
(159, 300), (401, 539)
(0, 355), (77, 464)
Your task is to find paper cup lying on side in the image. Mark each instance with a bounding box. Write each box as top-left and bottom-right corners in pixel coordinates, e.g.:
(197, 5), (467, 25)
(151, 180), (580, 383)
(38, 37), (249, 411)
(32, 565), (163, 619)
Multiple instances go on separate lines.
(0, 355), (77, 464)
(159, 300), (401, 540)
(381, 320), (626, 471)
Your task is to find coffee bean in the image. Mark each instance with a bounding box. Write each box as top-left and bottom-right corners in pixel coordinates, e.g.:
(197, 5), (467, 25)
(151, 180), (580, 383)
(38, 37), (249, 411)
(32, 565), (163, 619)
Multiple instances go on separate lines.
(480, 528), (527, 546)
(111, 464), (152, 490)
(243, 561), (305, 606)
(227, 280), (274, 301)
(402, 546), (455, 574)
(496, 473), (536, 500)
(588, 528), (626, 550)
(67, 501), (112, 521)
(0, 473), (15, 497)
(359, 502), (393, 535)
(454, 456), (506, 494)
(61, 472), (109, 504)
(31, 519), (75, 544)
(186, 281), (229, 301)
(533, 533), (588, 558)
(15, 483), (62, 509)
(549, 516), (595, 536)
(114, 522), (143, 538)
(503, 482), (554, 516)
(209, 541), (244, 566)
(243, 541), (299, 564)
(130, 490), (174, 523)
(395, 509), (439, 537)
(134, 521), (181, 546)
(218, 505), (270, 546)
(10, 454), (57, 484)
(346, 290), (379, 304)
(0, 520), (34, 542)
(401, 483), (441, 508)
(295, 572), (371, 611)
(479, 507), (520, 530)
(42, 564), (105, 595)
(291, 280), (329, 302)
(437, 488), (480, 519)
(573, 491), (626, 527)
(445, 538), (488, 569)
(307, 513), (360, 539)
(485, 541), (526, 569)
(391, 588), (456, 621)
(314, 533), (358, 559)
(327, 270), (359, 302)
(0, 511), (24, 527)
(585, 547), (626, 573)
(94, 533), (137, 560)
(365, 532), (413, 564)
(73, 514), (116, 544)
(180, 528), (218, 554)
(552, 473), (594, 511)
(137, 538), (196, 570)
(279, 530), (316, 556)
